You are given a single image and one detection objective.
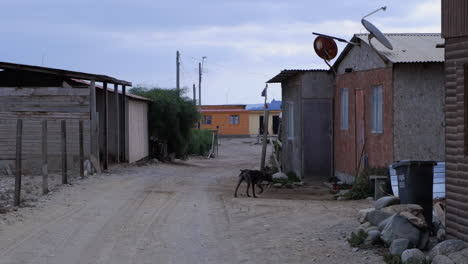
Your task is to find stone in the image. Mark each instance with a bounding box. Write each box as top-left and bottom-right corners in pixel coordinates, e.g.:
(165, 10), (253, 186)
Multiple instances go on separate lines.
(381, 214), (421, 247)
(378, 214), (395, 231)
(432, 255), (455, 264)
(437, 228), (446, 242)
(366, 197), (374, 201)
(401, 248), (426, 264)
(375, 196), (400, 210)
(434, 202), (446, 227)
(367, 210), (393, 226)
(364, 230), (381, 245)
(337, 189), (350, 196)
(390, 238), (410, 256)
(293, 182), (304, 187)
(365, 226), (379, 233)
(447, 249), (468, 264)
(418, 230), (430, 250)
(429, 240), (468, 260)
(84, 159), (93, 174)
(382, 204), (424, 218)
(358, 208), (375, 224)
(273, 183), (283, 188)
(284, 183), (294, 189)
(356, 222), (372, 232)
(400, 211), (428, 229)
(272, 172), (287, 180)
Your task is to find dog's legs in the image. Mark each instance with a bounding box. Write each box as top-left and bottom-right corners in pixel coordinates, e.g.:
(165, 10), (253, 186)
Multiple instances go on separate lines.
(256, 184), (264, 194)
(246, 181), (251, 197)
(252, 183), (257, 198)
(234, 178), (243, 197)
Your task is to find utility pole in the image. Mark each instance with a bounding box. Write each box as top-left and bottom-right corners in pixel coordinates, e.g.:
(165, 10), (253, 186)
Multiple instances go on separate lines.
(193, 83), (196, 105)
(176, 50), (180, 95)
(198, 57), (206, 130)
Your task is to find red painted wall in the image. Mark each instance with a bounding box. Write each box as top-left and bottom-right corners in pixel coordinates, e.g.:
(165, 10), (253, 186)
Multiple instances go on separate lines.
(334, 67), (393, 176)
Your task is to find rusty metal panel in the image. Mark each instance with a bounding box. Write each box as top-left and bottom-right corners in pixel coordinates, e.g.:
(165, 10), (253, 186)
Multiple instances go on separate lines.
(445, 37), (468, 242)
(442, 0), (468, 38)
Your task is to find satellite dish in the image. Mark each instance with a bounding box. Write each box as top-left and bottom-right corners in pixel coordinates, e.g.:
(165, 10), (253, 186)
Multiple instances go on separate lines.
(361, 18), (393, 50)
(314, 36), (338, 61)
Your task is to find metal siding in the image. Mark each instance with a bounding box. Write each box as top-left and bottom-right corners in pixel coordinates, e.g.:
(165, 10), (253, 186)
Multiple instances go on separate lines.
(127, 99), (149, 163)
(445, 37), (468, 242)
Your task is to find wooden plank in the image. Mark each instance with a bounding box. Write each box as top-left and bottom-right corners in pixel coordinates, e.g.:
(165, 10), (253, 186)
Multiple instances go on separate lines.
(0, 105), (90, 113)
(61, 120), (68, 184)
(90, 112), (101, 174)
(89, 80), (100, 172)
(103, 82), (108, 170)
(79, 120), (84, 178)
(42, 120), (48, 194)
(0, 96), (90, 104)
(121, 85), (126, 162)
(0, 87), (90, 96)
(14, 119), (22, 206)
(0, 112), (89, 120)
(114, 84), (120, 163)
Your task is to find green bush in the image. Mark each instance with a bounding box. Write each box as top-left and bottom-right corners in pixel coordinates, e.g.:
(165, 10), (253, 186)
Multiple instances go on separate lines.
(187, 129), (213, 155)
(347, 230), (367, 247)
(129, 87), (199, 158)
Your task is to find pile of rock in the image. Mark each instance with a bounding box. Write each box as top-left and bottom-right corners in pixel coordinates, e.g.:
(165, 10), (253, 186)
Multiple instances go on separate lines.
(271, 172), (304, 189)
(354, 196), (467, 263)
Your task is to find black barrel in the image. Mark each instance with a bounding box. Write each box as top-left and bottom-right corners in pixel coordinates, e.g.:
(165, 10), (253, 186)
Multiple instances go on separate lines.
(392, 160), (436, 227)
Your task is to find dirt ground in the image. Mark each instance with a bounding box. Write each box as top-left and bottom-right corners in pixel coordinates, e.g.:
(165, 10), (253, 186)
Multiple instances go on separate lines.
(0, 138), (383, 264)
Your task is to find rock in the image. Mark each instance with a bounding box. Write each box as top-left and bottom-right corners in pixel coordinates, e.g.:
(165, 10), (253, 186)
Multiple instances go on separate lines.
(84, 159), (93, 174)
(272, 172), (287, 180)
(293, 182), (304, 187)
(364, 230), (381, 245)
(337, 189), (350, 196)
(432, 255), (455, 264)
(365, 226), (379, 233)
(381, 214), (421, 247)
(284, 183), (294, 189)
(358, 208), (375, 224)
(447, 248), (468, 264)
(401, 248), (426, 264)
(434, 202), (446, 227)
(366, 197), (374, 201)
(429, 240), (468, 260)
(375, 196), (400, 210)
(418, 230), (430, 250)
(378, 215), (394, 231)
(367, 210), (393, 226)
(400, 211), (428, 229)
(273, 183), (283, 188)
(382, 204), (424, 218)
(390, 238), (410, 256)
(437, 228), (446, 242)
(356, 222), (372, 232)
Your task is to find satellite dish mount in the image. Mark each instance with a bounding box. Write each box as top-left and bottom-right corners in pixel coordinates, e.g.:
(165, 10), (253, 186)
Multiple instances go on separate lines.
(360, 6), (393, 63)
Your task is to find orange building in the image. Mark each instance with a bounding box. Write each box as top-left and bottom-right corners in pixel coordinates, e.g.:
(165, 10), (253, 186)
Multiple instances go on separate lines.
(200, 105), (250, 136)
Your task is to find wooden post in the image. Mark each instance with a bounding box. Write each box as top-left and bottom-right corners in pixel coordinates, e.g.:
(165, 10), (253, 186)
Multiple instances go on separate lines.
(260, 109), (270, 171)
(103, 82), (108, 170)
(121, 85), (126, 162)
(61, 120), (68, 184)
(79, 120), (84, 178)
(114, 83), (120, 163)
(14, 119), (23, 206)
(42, 120), (48, 194)
(89, 80), (100, 173)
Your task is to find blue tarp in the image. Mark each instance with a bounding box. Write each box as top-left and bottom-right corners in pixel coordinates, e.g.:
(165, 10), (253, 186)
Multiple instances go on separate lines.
(246, 99), (282, 111)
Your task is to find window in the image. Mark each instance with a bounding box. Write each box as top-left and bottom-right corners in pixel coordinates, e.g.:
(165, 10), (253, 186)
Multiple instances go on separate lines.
(340, 88), (349, 130)
(371, 85), (383, 133)
(202, 115), (212, 125)
(230, 115), (239, 125)
(287, 102), (294, 139)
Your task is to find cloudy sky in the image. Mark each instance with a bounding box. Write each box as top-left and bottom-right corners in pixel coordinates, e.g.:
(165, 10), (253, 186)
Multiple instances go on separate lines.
(0, 0), (440, 104)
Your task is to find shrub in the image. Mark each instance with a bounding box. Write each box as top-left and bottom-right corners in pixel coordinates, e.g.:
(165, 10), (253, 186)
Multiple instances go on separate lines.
(129, 87), (199, 158)
(187, 129), (213, 155)
(347, 230), (367, 247)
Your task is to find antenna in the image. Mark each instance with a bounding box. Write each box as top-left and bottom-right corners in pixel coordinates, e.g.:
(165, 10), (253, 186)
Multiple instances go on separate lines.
(312, 32), (359, 46)
(362, 6), (387, 19)
(313, 36), (339, 74)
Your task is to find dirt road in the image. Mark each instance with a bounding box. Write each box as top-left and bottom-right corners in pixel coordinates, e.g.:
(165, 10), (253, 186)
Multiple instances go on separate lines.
(0, 138), (382, 264)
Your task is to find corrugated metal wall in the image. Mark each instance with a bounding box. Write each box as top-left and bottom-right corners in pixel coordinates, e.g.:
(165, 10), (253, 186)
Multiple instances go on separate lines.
(442, 0), (468, 38)
(127, 99), (149, 163)
(445, 37), (468, 242)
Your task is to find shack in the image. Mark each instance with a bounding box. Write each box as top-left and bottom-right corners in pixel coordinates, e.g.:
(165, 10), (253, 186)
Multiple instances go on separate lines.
(246, 100), (282, 137)
(200, 105), (249, 136)
(267, 70), (334, 180)
(442, 0), (468, 242)
(332, 33), (445, 183)
(0, 61), (150, 176)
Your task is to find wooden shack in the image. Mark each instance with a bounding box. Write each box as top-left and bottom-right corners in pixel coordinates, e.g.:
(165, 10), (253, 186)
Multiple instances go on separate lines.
(0, 61), (150, 176)
(442, 0), (468, 242)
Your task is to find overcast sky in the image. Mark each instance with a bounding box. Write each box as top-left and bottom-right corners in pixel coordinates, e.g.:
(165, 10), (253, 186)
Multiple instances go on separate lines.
(0, 0), (440, 104)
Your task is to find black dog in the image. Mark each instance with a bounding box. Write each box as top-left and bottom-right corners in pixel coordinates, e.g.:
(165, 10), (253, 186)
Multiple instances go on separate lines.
(234, 169), (273, 198)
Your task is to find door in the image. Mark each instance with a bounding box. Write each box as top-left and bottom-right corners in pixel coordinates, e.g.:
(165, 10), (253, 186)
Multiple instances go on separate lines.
(259, 115), (264, 134)
(355, 89), (365, 170)
(272, 115), (279, 134)
(302, 99), (332, 179)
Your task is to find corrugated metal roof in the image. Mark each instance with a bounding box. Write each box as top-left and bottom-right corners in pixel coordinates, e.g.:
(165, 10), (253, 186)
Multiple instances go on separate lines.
(246, 100), (282, 111)
(353, 33), (444, 64)
(267, 69), (327, 83)
(71, 79), (151, 102)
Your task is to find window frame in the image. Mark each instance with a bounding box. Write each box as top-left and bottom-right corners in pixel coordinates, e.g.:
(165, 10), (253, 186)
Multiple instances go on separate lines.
(202, 115), (212, 125)
(371, 85), (384, 134)
(340, 88), (349, 130)
(230, 115), (239, 125)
